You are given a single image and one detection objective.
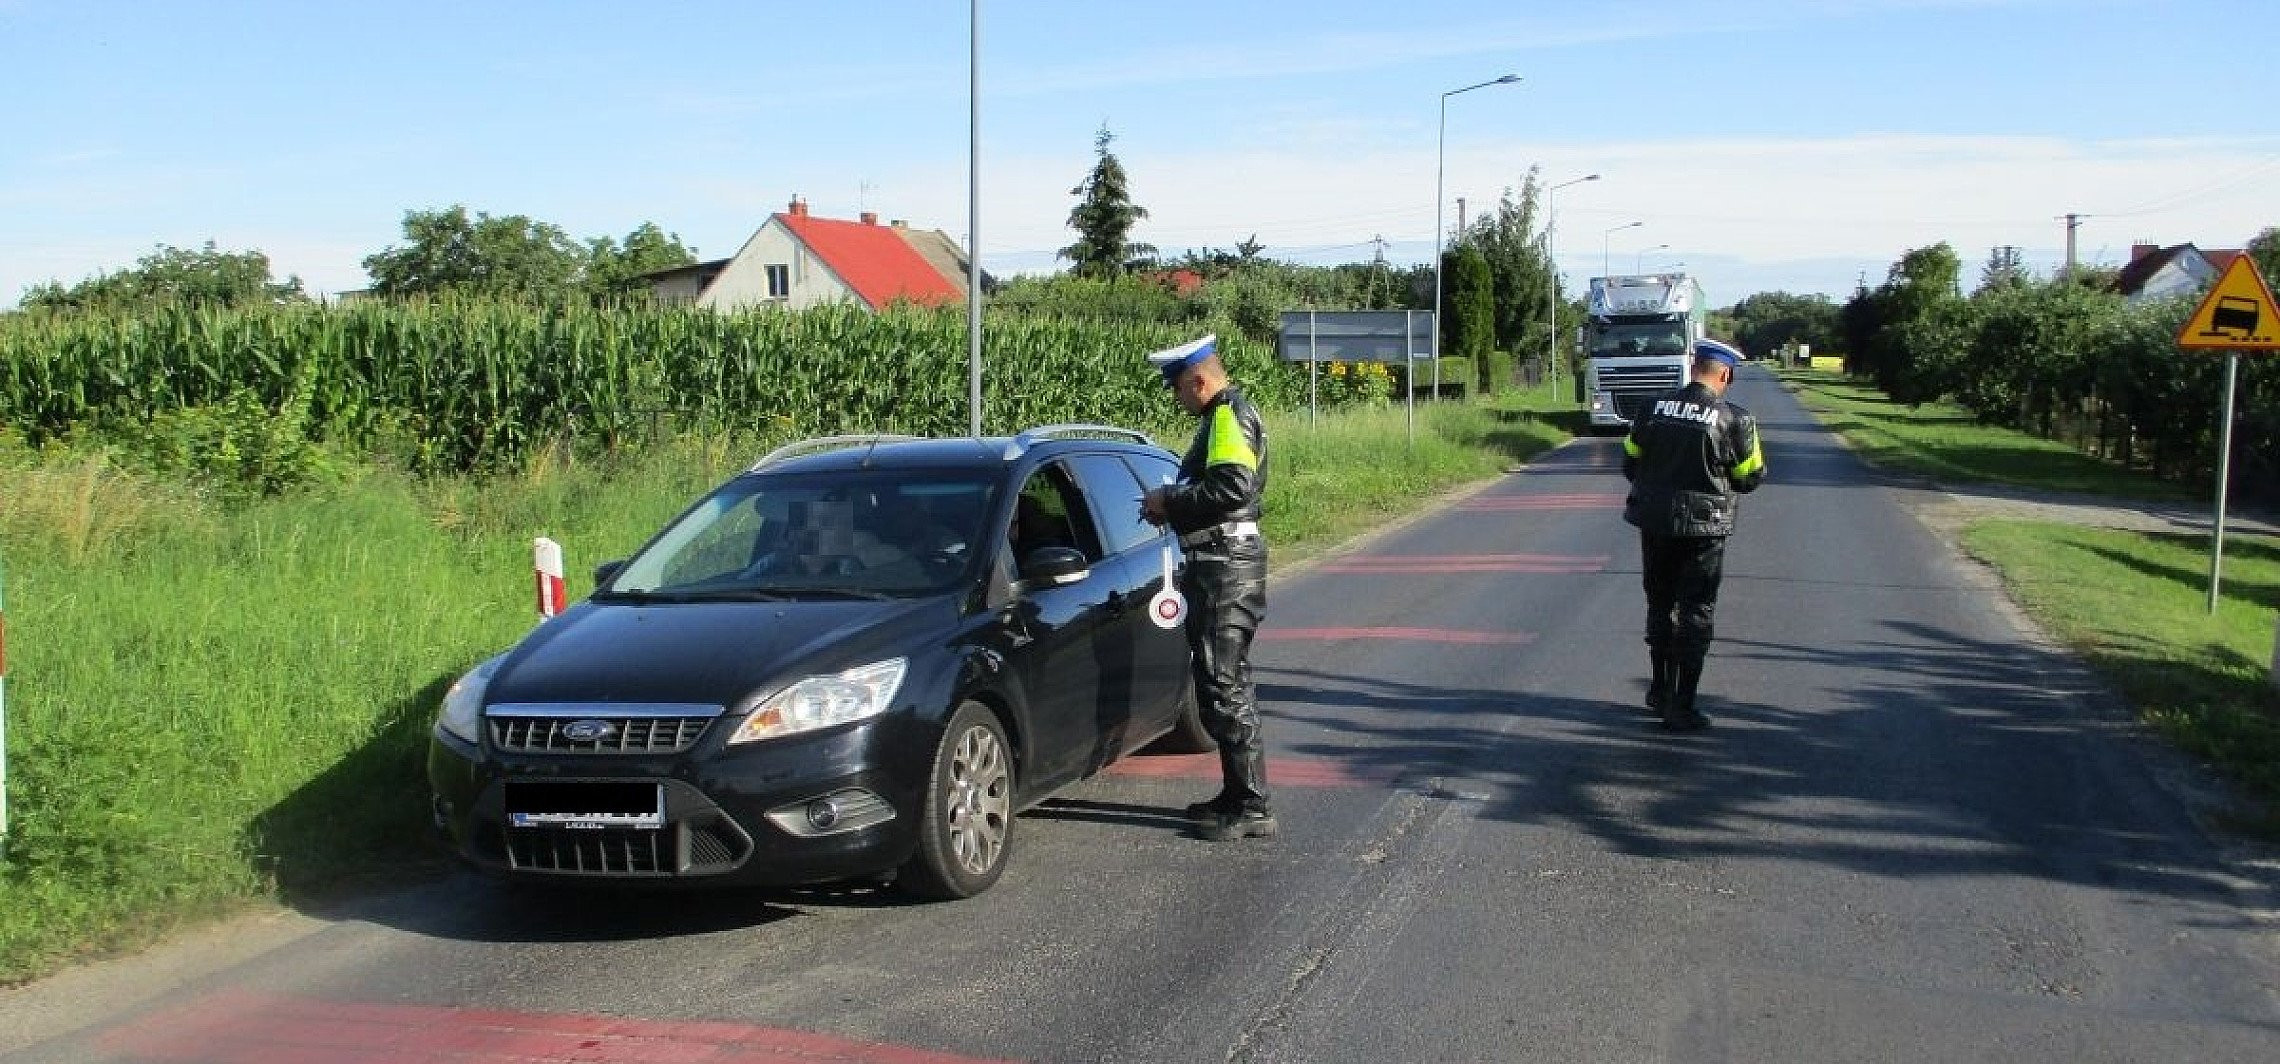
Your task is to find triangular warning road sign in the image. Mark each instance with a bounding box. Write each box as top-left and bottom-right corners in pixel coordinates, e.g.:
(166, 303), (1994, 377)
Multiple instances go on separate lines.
(2179, 255), (2280, 352)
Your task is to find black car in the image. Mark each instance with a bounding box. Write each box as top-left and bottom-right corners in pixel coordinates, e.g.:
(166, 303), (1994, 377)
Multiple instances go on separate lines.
(428, 425), (1211, 899)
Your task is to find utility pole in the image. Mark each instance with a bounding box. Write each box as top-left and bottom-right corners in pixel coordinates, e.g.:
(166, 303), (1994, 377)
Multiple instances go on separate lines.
(1371, 234), (1389, 308)
(2061, 212), (2087, 279)
(1456, 197), (1467, 237)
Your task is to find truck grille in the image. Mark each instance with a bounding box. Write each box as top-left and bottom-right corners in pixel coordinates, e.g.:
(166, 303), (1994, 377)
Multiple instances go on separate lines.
(488, 715), (712, 754)
(1596, 364), (1687, 423)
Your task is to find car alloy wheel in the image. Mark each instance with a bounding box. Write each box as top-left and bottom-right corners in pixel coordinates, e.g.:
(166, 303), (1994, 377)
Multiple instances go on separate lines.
(945, 721), (1009, 875)
(899, 701), (1015, 899)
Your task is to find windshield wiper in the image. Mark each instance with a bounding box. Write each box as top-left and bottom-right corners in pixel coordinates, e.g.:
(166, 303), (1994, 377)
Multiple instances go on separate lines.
(792, 586), (898, 601)
(595, 587), (792, 603)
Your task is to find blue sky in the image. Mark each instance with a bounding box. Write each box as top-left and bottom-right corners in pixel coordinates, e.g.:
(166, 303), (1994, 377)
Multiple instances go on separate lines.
(5, 0), (2275, 309)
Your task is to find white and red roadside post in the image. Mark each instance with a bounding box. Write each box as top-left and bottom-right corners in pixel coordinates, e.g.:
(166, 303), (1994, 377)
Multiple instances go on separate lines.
(534, 537), (567, 620)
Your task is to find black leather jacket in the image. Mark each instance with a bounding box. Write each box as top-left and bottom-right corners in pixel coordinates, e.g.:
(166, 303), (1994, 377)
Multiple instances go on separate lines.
(1162, 385), (1268, 535)
(1622, 381), (1765, 537)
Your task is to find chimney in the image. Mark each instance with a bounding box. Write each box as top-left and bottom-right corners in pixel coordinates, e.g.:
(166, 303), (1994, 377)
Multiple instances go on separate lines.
(788, 196), (809, 218)
(860, 211), (878, 226)
(2130, 243), (2157, 262)
(890, 219), (908, 229)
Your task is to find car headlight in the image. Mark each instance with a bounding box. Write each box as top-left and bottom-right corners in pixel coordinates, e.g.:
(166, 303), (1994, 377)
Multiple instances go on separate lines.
(730, 658), (907, 745)
(436, 656), (505, 745)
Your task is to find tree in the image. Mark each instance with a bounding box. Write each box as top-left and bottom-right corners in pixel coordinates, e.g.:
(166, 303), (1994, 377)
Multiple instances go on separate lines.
(1977, 245), (2030, 293)
(2249, 227), (2280, 287)
(1456, 170), (1557, 388)
(1059, 126), (1155, 279)
(1727, 291), (1840, 358)
(21, 242), (305, 311)
(586, 222), (698, 297)
(362, 206), (585, 299)
(1443, 246), (1497, 388)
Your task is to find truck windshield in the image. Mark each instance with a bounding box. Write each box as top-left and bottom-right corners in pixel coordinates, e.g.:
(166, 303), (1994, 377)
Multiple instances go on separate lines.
(1588, 322), (1689, 357)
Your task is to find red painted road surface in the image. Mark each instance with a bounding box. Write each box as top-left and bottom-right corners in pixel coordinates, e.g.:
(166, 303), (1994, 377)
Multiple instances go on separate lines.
(1315, 554), (1608, 574)
(96, 991), (1014, 1064)
(1256, 626), (1538, 644)
(1102, 752), (1394, 786)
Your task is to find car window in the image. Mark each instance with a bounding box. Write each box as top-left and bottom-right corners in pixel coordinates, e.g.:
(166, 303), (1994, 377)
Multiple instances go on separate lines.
(1122, 452), (1179, 496)
(612, 471), (997, 598)
(1066, 452), (1159, 556)
(1010, 464), (1102, 565)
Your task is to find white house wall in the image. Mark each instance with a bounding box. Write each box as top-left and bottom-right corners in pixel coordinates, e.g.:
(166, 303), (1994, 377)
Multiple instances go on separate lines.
(697, 220), (862, 312)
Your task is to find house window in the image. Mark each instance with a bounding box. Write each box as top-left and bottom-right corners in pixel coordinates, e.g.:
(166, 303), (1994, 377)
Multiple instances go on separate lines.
(766, 264), (790, 298)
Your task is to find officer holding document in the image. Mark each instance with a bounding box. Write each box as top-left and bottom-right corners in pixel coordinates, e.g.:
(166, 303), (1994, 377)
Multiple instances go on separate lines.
(1139, 335), (1276, 841)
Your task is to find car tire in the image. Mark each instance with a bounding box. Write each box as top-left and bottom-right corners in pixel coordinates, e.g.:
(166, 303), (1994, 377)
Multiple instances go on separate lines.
(1143, 683), (1215, 754)
(897, 702), (1014, 900)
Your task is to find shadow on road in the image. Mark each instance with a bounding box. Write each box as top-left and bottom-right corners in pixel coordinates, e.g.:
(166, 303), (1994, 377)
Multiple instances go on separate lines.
(1250, 611), (2278, 930)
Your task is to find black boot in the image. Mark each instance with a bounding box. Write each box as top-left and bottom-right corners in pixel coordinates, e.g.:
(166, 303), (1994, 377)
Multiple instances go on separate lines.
(1660, 655), (1710, 732)
(1645, 647), (1673, 714)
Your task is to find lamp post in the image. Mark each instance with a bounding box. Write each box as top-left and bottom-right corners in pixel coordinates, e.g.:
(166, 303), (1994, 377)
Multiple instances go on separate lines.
(965, 0), (983, 436)
(1602, 221), (1641, 277)
(1635, 243), (1669, 273)
(1434, 73), (1520, 404)
(1544, 174), (1599, 396)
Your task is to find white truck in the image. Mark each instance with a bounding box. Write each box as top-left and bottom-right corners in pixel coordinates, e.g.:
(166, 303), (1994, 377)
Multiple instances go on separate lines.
(1582, 273), (1707, 431)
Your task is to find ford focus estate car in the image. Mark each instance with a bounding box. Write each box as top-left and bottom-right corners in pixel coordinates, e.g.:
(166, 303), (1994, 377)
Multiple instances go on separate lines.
(427, 426), (1211, 899)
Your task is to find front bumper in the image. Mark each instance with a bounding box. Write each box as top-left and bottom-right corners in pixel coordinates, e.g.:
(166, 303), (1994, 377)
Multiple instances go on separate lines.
(427, 715), (932, 887)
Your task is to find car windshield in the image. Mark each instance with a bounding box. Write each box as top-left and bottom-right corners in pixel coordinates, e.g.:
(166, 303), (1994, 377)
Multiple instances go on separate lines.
(603, 471), (1000, 600)
(1587, 321), (1689, 357)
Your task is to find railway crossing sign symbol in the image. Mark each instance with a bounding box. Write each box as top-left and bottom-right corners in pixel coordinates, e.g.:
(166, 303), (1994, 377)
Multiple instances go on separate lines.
(2178, 256), (2280, 352)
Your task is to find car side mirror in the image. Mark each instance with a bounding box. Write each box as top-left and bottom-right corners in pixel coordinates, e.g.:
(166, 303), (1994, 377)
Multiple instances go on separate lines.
(593, 559), (627, 589)
(1019, 546), (1091, 586)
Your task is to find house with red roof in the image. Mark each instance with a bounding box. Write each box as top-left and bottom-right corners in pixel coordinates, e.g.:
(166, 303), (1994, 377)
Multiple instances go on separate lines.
(645, 197), (975, 312)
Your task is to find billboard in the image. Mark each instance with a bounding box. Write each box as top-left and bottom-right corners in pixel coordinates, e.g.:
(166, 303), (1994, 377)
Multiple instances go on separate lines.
(1277, 311), (1434, 364)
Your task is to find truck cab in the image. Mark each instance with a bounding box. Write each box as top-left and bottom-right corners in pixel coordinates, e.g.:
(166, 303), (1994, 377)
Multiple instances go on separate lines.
(1582, 273), (1706, 431)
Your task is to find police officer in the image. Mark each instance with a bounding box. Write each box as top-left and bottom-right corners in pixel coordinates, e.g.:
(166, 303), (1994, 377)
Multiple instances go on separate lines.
(1140, 335), (1275, 840)
(1622, 337), (1766, 732)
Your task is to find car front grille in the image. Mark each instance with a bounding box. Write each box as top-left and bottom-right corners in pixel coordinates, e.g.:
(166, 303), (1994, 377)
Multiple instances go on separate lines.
(487, 714), (713, 754)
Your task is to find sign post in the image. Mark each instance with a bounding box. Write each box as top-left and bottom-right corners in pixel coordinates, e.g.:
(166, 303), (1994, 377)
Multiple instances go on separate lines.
(2174, 255), (2280, 617)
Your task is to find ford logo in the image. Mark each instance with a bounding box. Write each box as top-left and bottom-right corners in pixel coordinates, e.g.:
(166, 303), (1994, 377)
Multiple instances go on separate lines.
(561, 719), (617, 742)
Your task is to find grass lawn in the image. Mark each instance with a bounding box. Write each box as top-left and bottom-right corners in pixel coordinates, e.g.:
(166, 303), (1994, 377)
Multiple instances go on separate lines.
(1962, 520), (2280, 829)
(0, 385), (1576, 985)
(1778, 367), (2195, 501)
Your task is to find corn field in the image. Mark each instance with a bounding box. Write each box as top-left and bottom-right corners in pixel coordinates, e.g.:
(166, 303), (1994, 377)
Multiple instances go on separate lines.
(0, 300), (1304, 472)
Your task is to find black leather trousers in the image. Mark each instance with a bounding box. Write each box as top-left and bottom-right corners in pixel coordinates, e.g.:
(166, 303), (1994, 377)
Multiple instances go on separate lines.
(1640, 532), (1726, 661)
(1182, 540), (1270, 813)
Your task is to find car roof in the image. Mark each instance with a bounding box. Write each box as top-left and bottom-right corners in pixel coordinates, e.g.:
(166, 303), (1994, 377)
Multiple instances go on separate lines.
(749, 430), (1174, 478)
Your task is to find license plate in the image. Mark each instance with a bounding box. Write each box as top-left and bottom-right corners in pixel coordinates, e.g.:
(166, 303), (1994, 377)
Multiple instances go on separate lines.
(505, 781), (664, 830)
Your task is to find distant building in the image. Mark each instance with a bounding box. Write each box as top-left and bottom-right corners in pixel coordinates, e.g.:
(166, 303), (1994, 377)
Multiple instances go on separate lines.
(2113, 243), (2245, 304)
(643, 197), (981, 312)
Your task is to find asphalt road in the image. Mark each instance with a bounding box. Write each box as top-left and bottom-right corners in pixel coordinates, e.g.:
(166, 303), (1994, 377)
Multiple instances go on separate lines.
(5, 365), (2278, 1063)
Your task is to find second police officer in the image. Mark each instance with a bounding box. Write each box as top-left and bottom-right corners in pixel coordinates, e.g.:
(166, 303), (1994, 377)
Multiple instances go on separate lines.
(1140, 335), (1276, 841)
(1621, 337), (1767, 732)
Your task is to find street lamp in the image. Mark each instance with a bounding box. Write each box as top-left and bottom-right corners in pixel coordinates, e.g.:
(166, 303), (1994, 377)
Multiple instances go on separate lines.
(1543, 174), (1599, 395)
(1602, 221), (1642, 277)
(965, 0), (983, 436)
(1635, 243), (1669, 273)
(1433, 73), (1521, 403)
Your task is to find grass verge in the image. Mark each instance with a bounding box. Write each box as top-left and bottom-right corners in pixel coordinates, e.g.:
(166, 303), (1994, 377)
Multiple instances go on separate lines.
(1777, 367), (2194, 500)
(1961, 520), (2280, 832)
(0, 389), (1574, 985)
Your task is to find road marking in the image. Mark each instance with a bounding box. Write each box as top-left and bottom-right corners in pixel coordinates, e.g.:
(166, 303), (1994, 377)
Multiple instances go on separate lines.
(1258, 626), (1538, 644)
(1104, 752), (1393, 786)
(1456, 493), (1624, 511)
(1317, 553), (1608, 574)
(94, 990), (1015, 1064)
